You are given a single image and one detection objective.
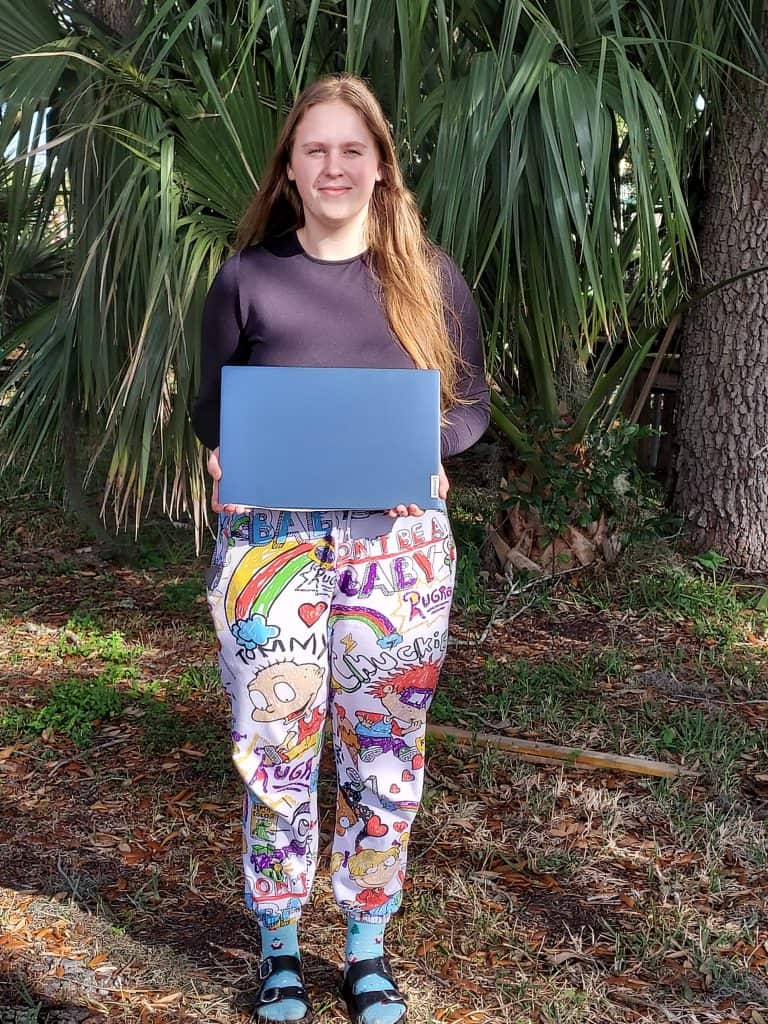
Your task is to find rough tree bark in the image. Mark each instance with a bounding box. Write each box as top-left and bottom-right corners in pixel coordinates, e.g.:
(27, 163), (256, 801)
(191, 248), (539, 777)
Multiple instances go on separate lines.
(81, 0), (143, 38)
(673, 2), (768, 570)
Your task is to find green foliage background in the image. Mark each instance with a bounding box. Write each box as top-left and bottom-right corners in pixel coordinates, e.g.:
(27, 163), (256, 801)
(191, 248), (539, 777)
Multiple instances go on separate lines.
(0, 1), (765, 537)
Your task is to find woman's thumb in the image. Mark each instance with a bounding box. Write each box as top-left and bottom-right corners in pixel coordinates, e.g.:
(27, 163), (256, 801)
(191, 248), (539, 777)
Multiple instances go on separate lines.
(207, 447), (222, 480)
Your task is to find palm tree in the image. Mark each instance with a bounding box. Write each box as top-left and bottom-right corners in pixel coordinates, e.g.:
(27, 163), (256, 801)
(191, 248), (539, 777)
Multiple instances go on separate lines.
(0, 1), (763, 550)
(673, 0), (768, 571)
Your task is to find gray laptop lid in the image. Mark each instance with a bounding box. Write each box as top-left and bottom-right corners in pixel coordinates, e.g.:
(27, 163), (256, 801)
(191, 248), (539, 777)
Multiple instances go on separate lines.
(218, 366), (441, 510)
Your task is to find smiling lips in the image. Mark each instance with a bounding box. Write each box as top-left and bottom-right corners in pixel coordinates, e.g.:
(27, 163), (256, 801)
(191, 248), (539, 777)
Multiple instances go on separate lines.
(319, 186), (350, 194)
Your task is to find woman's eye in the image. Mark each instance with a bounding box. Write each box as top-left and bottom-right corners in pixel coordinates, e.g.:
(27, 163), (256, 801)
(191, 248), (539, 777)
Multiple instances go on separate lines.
(274, 681), (297, 703)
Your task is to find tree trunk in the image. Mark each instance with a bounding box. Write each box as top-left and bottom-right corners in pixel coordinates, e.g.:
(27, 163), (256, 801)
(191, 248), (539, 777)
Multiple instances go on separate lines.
(673, 2), (768, 570)
(81, 0), (143, 38)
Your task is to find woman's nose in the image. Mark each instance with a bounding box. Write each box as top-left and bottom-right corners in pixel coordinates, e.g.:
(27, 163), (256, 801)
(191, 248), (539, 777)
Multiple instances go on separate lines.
(324, 150), (344, 175)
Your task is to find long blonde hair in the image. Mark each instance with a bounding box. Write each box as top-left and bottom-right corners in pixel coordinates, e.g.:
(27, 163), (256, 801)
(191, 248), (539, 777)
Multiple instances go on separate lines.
(235, 74), (468, 414)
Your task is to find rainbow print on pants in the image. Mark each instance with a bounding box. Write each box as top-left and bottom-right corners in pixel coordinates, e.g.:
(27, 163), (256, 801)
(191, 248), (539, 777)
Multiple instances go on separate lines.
(328, 604), (402, 650)
(225, 538), (333, 650)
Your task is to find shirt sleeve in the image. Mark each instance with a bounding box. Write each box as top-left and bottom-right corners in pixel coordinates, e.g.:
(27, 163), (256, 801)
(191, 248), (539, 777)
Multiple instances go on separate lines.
(439, 255), (491, 460)
(190, 253), (244, 450)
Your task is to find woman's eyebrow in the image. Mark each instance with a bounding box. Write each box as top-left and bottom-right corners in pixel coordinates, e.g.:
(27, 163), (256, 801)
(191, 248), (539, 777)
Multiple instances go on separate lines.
(299, 140), (369, 149)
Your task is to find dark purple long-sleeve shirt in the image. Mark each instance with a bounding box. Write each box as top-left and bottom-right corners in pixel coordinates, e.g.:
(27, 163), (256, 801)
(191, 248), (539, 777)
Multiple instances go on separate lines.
(191, 230), (490, 457)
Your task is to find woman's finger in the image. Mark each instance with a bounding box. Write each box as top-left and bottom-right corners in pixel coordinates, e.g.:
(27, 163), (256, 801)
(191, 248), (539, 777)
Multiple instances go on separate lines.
(211, 477), (222, 513)
(438, 464), (450, 500)
(207, 446), (222, 481)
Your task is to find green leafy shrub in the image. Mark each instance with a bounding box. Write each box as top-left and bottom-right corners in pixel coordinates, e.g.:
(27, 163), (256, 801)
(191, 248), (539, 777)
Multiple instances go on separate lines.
(504, 416), (663, 541)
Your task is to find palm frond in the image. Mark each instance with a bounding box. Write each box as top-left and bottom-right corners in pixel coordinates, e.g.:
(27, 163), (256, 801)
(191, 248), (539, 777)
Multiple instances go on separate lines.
(1, 0), (765, 529)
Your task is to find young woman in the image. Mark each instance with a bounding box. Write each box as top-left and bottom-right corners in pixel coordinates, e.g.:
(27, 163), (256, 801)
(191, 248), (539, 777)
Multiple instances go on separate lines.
(192, 74), (490, 1024)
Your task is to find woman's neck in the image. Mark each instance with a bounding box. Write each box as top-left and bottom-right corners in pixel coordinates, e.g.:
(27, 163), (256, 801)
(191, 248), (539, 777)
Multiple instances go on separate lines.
(296, 218), (368, 261)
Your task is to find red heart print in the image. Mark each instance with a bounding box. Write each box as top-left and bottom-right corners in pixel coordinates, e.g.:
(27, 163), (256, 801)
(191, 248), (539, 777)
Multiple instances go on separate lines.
(412, 753), (424, 770)
(401, 770), (414, 783)
(393, 821), (407, 833)
(389, 784), (400, 794)
(298, 602), (327, 626)
(366, 814), (388, 838)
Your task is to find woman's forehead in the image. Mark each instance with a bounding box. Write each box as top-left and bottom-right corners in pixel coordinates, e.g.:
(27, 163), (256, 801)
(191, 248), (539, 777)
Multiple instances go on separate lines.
(294, 101), (373, 142)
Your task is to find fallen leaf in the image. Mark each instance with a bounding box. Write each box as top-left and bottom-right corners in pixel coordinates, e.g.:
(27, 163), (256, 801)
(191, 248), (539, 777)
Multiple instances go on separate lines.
(602, 976), (650, 990)
(151, 992), (182, 1006)
(548, 950), (587, 965)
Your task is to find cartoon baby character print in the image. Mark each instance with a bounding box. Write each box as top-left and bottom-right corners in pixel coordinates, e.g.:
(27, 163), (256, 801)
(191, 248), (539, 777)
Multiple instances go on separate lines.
(367, 661), (439, 731)
(353, 709), (419, 764)
(248, 661), (326, 763)
(345, 839), (409, 920)
(345, 661), (438, 768)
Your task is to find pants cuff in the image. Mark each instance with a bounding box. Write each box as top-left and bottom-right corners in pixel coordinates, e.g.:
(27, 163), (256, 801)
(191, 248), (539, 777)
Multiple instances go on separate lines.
(345, 909), (393, 926)
(344, 905), (399, 929)
(247, 893), (303, 929)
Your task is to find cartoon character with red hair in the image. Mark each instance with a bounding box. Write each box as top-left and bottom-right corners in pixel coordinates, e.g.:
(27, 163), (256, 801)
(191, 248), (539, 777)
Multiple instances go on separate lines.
(348, 662), (438, 766)
(367, 662), (439, 730)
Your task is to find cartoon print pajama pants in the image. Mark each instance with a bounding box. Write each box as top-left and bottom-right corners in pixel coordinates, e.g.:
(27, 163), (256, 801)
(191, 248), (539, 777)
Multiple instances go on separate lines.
(205, 507), (456, 925)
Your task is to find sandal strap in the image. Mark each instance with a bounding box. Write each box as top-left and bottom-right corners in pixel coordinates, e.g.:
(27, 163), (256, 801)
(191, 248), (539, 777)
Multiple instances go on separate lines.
(254, 956), (312, 1019)
(257, 984), (310, 1005)
(259, 954), (305, 981)
(341, 956), (396, 994)
(341, 957), (406, 1022)
(346, 987), (406, 1016)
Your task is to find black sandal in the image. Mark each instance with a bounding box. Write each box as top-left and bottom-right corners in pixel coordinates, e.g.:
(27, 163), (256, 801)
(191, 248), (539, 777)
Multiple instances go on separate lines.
(252, 955), (313, 1023)
(340, 956), (407, 1024)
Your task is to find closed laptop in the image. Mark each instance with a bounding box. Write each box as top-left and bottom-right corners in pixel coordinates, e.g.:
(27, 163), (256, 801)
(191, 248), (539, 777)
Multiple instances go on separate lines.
(218, 366), (441, 510)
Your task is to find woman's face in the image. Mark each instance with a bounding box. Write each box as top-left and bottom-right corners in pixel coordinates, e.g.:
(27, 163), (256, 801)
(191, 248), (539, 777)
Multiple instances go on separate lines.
(287, 100), (382, 233)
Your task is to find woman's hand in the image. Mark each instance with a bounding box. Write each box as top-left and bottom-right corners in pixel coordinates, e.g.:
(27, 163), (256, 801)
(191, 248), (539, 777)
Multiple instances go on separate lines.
(386, 463), (449, 518)
(208, 447), (248, 514)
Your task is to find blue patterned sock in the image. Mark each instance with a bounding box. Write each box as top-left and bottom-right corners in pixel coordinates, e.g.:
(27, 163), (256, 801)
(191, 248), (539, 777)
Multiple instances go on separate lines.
(344, 919), (405, 1024)
(256, 920), (306, 1022)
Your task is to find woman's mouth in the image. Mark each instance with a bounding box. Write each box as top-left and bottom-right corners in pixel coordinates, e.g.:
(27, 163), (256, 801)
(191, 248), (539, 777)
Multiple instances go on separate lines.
(319, 186), (350, 195)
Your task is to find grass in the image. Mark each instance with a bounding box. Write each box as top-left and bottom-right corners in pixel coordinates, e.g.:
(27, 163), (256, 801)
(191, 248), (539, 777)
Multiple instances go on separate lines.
(55, 613), (141, 663)
(0, 672), (227, 763)
(428, 675), (465, 723)
(161, 577), (206, 614)
(0, 675), (127, 747)
(434, 651), (635, 742)
(701, 647), (768, 696)
(578, 554), (768, 649)
(645, 778), (768, 868)
(447, 481), (495, 615)
(647, 704), (762, 766)
(430, 647), (749, 763)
